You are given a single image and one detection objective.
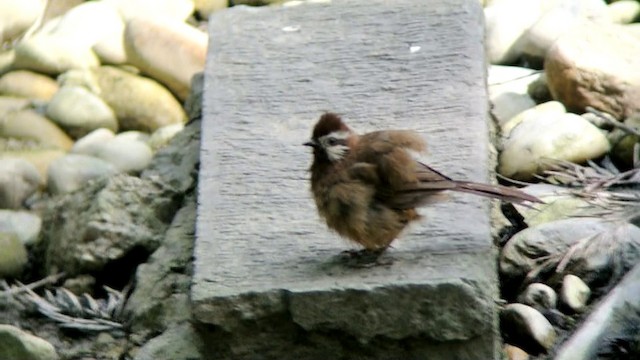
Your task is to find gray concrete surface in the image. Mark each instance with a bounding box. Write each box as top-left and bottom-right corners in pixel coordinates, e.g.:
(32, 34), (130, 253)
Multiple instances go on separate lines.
(193, 0), (498, 358)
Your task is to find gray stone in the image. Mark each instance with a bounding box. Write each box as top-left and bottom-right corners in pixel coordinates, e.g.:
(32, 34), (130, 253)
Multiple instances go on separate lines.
(555, 261), (640, 360)
(0, 158), (41, 209)
(0, 209), (41, 245)
(134, 323), (203, 360)
(0, 324), (58, 360)
(39, 174), (180, 276)
(193, 1), (498, 359)
(47, 154), (118, 195)
(125, 195), (196, 334)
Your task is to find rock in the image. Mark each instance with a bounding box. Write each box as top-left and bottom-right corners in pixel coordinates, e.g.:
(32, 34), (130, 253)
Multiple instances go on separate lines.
(124, 17), (207, 100)
(134, 323), (203, 360)
(498, 113), (610, 180)
(560, 274), (590, 313)
(501, 100), (565, 136)
(607, 0), (640, 24)
(113, 130), (150, 144)
(609, 115), (640, 169)
(46, 86), (119, 138)
(70, 128), (116, 156)
(62, 274), (96, 295)
(514, 184), (594, 226)
(126, 195), (196, 334)
(519, 0), (609, 60)
(500, 218), (640, 297)
(0, 50), (14, 76)
(0, 209), (41, 245)
(0, 109), (74, 150)
(0, 324), (58, 360)
(13, 34), (100, 75)
(94, 136), (153, 174)
(40, 174), (180, 276)
(545, 24), (640, 119)
(0, 149), (66, 182)
(93, 66), (187, 132)
(488, 66), (538, 127)
(142, 119), (200, 194)
(184, 72), (204, 120)
(504, 344), (529, 360)
(500, 303), (556, 354)
(517, 283), (557, 312)
(0, 158), (41, 209)
(148, 123), (184, 151)
(194, 0), (228, 18)
(0, 0), (45, 43)
(103, 0), (195, 21)
(0, 232), (28, 277)
(0, 70), (59, 101)
(554, 261), (640, 360)
(47, 154), (118, 195)
(0, 96), (30, 114)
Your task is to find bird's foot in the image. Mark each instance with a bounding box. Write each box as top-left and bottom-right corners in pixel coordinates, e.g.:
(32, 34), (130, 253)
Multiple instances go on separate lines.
(339, 248), (392, 268)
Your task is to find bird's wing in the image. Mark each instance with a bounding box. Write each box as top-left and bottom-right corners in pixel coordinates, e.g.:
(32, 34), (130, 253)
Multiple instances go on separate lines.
(350, 131), (456, 209)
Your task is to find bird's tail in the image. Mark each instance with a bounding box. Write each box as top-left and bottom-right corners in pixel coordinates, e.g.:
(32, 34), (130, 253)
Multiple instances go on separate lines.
(452, 181), (542, 204)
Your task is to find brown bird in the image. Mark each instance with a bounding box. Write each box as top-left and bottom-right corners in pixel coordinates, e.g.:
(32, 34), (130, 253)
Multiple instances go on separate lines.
(304, 112), (540, 262)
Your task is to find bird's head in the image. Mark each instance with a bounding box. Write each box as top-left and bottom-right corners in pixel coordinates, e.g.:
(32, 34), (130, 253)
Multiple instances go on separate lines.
(304, 113), (355, 163)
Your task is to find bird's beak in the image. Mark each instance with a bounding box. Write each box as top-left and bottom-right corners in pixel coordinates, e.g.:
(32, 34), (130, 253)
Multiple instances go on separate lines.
(303, 140), (317, 147)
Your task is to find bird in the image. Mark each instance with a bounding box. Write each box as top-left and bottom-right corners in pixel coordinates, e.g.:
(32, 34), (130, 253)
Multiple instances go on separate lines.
(304, 112), (541, 264)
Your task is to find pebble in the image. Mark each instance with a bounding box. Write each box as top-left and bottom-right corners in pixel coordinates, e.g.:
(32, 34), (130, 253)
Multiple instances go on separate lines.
(0, 149), (67, 182)
(517, 283), (557, 312)
(519, 0), (609, 60)
(0, 0), (44, 43)
(560, 274), (591, 313)
(94, 136), (153, 174)
(607, 0), (640, 24)
(124, 16), (208, 100)
(501, 303), (556, 354)
(47, 154), (118, 195)
(92, 66), (187, 132)
(0, 324), (58, 360)
(0, 209), (42, 245)
(104, 0), (195, 21)
(13, 34), (100, 75)
(46, 86), (119, 138)
(0, 70), (59, 101)
(501, 100), (565, 136)
(148, 123), (185, 151)
(1, 109), (74, 150)
(0, 232), (28, 278)
(545, 23), (640, 119)
(0, 158), (41, 209)
(499, 112), (610, 180)
(504, 344), (529, 360)
(488, 66), (538, 127)
(71, 128), (116, 156)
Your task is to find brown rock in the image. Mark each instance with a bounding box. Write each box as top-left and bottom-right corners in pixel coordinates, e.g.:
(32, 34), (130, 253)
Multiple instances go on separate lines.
(0, 70), (59, 101)
(545, 24), (640, 119)
(0, 109), (74, 150)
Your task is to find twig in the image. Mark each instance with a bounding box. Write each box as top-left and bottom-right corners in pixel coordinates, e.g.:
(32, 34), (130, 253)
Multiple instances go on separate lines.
(586, 107), (640, 137)
(0, 273), (65, 297)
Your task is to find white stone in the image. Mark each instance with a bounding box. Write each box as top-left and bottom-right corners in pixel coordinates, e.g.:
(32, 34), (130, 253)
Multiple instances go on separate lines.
(501, 303), (556, 352)
(0, 0), (44, 43)
(71, 128), (116, 156)
(501, 101), (565, 136)
(517, 283), (557, 311)
(0, 210), (42, 245)
(47, 154), (118, 195)
(488, 66), (540, 126)
(0, 158), (41, 209)
(13, 34), (100, 75)
(608, 0), (640, 24)
(149, 123), (185, 151)
(94, 137), (153, 174)
(103, 0), (194, 21)
(560, 274), (590, 312)
(499, 113), (610, 180)
(46, 86), (119, 138)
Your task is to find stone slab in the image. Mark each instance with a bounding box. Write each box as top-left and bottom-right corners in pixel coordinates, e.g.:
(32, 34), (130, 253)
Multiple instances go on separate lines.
(193, 0), (498, 358)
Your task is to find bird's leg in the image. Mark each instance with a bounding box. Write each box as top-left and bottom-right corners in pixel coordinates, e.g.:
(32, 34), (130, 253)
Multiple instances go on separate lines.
(340, 247), (392, 267)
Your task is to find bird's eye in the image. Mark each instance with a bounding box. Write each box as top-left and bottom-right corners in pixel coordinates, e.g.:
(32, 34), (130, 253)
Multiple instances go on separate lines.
(327, 137), (338, 146)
